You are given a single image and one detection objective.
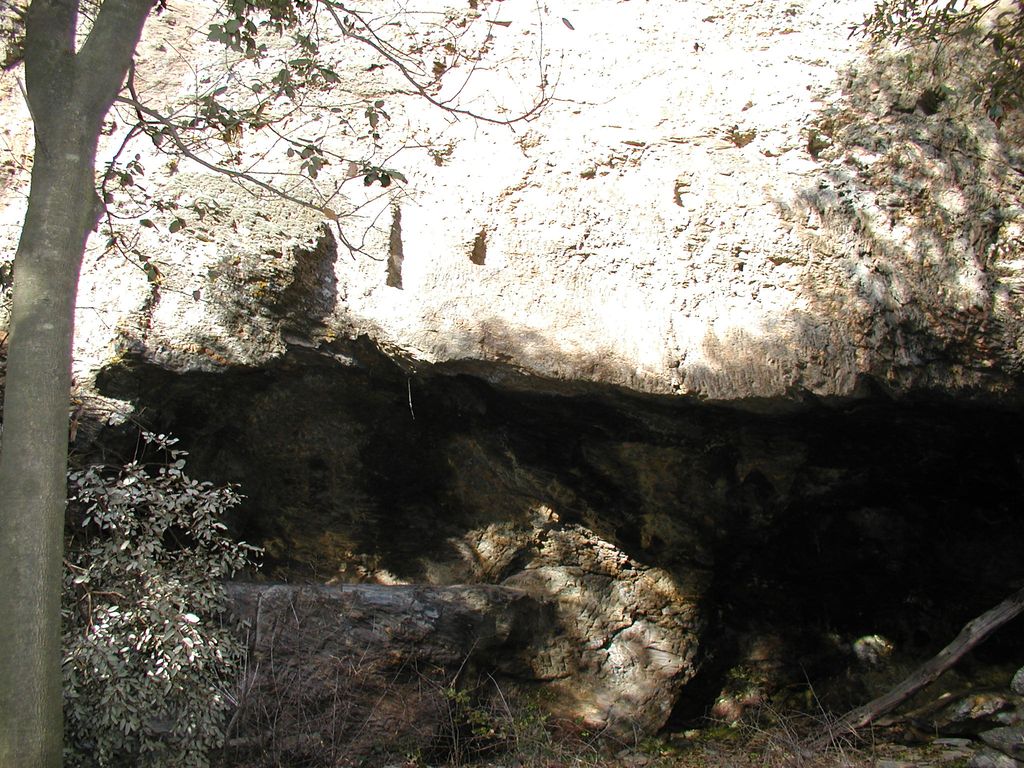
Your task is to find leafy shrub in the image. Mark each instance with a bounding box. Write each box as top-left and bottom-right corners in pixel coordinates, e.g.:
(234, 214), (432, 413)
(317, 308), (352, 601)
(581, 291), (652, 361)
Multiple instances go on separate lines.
(858, 0), (1024, 121)
(62, 432), (261, 768)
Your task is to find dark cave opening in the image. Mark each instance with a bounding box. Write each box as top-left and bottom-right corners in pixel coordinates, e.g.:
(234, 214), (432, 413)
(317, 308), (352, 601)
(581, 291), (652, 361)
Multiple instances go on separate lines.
(92, 346), (1024, 722)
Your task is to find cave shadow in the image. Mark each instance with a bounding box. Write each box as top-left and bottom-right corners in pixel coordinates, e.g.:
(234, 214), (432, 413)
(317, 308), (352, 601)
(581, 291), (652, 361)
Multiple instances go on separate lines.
(91, 312), (1024, 726)
(83, 354), (1024, 740)
(779, 21), (1024, 641)
(90, 315), (639, 581)
(94, 338), (459, 579)
(664, 28), (1024, 720)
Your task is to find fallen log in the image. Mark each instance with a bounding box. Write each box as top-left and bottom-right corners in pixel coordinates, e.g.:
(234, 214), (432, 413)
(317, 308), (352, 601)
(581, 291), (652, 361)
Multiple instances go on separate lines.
(808, 585), (1024, 751)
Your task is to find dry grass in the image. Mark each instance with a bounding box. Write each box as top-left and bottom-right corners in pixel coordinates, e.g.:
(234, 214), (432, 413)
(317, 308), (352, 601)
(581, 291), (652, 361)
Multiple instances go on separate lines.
(222, 680), (971, 768)
(220, 633), (965, 768)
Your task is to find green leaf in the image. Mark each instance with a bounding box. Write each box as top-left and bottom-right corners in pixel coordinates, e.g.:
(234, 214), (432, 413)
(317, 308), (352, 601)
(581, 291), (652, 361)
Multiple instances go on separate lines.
(142, 261), (161, 285)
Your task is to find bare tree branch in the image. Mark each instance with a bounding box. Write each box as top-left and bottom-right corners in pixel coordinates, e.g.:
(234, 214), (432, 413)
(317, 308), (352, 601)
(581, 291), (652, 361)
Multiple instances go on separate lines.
(808, 585), (1024, 750)
(75, 0), (156, 121)
(323, 0), (550, 127)
(116, 94), (341, 218)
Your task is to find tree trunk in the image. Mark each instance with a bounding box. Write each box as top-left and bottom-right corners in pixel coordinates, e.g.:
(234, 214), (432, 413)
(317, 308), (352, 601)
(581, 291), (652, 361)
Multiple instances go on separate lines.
(0, 1), (155, 764)
(0, 137), (98, 768)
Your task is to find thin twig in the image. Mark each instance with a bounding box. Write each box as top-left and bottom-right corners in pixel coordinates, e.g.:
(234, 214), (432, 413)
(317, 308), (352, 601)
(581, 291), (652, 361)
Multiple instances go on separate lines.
(114, 95), (338, 219)
(323, 0), (550, 127)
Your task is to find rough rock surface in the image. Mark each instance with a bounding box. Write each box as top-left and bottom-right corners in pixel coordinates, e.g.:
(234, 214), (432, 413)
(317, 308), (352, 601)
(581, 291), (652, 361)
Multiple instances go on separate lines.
(224, 583), (545, 764)
(970, 748), (1024, 768)
(982, 727), (1024, 762)
(930, 692), (1023, 737)
(1012, 667), (1024, 697)
(225, 564), (698, 742)
(3, 0), (1024, 403)
(484, 507), (701, 733)
(3, 0), (1024, 740)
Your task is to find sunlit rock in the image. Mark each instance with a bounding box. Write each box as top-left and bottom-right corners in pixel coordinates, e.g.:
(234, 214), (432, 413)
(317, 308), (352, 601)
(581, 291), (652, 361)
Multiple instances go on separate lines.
(4, 0), (1024, 742)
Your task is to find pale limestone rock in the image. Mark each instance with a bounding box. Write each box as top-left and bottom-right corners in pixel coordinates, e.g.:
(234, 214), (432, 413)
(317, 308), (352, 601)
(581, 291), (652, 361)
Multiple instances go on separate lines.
(2, 0), (1024, 742)
(3, 0), (1021, 404)
(440, 505), (701, 736)
(502, 516), (701, 735)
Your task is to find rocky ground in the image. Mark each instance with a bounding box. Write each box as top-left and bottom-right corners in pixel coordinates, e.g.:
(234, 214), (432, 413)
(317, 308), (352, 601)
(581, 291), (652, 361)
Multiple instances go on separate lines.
(220, 580), (1024, 768)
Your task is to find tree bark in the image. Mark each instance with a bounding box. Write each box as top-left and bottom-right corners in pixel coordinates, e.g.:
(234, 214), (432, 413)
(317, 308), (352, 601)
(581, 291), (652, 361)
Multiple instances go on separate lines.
(0, 1), (154, 765)
(0, 138), (96, 768)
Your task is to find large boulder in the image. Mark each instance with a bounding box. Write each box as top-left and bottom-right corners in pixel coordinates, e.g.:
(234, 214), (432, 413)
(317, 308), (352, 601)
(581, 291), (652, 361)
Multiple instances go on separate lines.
(224, 550), (699, 749)
(474, 507), (702, 734)
(224, 583), (544, 764)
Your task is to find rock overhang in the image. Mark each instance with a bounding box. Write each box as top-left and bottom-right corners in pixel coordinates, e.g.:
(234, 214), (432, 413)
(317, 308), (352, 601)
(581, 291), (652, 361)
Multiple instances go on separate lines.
(6, 0), (1024, 740)
(1, 0), (1020, 407)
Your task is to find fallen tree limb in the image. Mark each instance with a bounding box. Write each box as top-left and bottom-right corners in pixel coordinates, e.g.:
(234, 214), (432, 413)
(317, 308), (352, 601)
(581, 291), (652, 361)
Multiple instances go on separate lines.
(808, 585), (1024, 751)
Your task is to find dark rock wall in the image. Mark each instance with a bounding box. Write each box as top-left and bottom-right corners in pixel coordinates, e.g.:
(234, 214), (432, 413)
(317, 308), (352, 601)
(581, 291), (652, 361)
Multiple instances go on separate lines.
(93, 342), (1024, 729)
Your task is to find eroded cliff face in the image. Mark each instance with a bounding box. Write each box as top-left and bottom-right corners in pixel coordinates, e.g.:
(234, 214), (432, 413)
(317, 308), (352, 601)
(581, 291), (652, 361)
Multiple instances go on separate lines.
(3, 0), (1024, 741)
(3, 0), (1023, 402)
(94, 343), (1024, 734)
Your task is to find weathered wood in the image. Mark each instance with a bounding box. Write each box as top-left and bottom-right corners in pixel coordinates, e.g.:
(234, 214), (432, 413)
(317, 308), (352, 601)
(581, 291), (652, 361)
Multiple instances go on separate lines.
(810, 585), (1024, 750)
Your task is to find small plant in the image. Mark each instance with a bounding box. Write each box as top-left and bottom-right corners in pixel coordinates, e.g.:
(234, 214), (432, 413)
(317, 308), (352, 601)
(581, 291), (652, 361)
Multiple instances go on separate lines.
(432, 677), (593, 768)
(62, 432), (261, 768)
(857, 0), (1024, 121)
(361, 164), (408, 188)
(722, 124), (758, 148)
